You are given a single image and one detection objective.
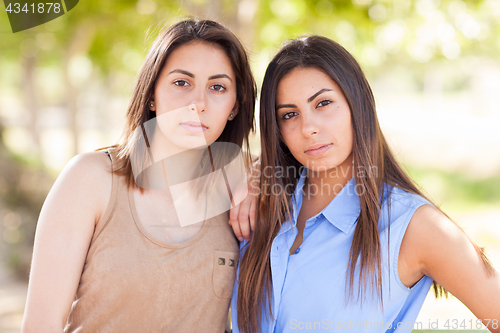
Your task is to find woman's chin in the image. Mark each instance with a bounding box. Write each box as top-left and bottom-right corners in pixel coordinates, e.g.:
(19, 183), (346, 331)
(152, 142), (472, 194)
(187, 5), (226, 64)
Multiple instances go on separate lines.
(170, 136), (209, 151)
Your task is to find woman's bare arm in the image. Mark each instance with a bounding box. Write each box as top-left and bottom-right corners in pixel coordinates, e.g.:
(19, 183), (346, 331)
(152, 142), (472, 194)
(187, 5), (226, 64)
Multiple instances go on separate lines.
(400, 204), (500, 332)
(22, 152), (112, 333)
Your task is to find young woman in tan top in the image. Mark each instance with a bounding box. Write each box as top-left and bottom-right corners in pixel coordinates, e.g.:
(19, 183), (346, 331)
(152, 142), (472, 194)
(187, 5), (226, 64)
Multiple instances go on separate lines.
(22, 19), (256, 332)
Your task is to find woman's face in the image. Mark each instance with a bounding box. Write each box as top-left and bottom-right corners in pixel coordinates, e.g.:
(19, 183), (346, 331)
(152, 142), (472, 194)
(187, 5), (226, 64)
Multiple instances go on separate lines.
(150, 41), (237, 151)
(276, 67), (353, 173)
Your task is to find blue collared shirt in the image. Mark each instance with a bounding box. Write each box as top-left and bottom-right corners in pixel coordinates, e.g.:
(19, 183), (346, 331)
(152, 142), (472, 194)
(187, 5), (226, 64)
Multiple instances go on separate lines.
(231, 170), (433, 333)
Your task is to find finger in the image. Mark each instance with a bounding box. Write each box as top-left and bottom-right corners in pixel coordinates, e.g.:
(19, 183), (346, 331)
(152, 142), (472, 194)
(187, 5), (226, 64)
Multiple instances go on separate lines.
(230, 212), (244, 242)
(229, 202), (240, 225)
(238, 197), (253, 240)
(230, 203), (245, 241)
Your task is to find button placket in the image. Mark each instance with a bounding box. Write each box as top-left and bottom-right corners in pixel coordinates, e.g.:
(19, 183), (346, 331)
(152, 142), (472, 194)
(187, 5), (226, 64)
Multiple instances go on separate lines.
(270, 235), (286, 318)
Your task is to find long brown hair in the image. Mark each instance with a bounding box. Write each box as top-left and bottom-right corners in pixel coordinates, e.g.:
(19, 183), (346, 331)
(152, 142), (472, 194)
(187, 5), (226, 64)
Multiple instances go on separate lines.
(236, 35), (494, 333)
(100, 18), (256, 189)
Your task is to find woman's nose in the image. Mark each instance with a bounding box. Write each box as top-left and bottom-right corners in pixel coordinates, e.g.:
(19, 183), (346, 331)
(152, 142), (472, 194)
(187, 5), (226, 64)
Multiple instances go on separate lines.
(301, 112), (319, 137)
(191, 87), (206, 114)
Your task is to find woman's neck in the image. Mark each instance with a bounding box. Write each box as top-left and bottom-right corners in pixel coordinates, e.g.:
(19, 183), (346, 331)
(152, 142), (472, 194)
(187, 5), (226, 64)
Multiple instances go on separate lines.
(148, 128), (206, 186)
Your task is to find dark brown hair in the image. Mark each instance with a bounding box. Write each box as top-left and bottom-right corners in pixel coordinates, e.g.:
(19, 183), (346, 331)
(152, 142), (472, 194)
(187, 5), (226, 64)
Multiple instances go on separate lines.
(100, 18), (256, 188)
(236, 35), (494, 333)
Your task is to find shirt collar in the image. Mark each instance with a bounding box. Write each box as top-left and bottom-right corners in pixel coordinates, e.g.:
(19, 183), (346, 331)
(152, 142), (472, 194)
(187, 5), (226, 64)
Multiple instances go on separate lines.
(321, 177), (360, 234)
(288, 168), (360, 235)
(278, 171), (306, 234)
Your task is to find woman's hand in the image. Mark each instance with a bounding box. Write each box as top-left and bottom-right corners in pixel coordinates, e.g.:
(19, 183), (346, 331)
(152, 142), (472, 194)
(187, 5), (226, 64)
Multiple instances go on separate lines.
(22, 152), (112, 333)
(229, 159), (260, 242)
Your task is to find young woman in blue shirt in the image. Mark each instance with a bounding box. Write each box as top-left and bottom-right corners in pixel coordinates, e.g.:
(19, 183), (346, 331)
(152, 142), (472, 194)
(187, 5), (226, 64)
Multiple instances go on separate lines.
(229, 35), (500, 332)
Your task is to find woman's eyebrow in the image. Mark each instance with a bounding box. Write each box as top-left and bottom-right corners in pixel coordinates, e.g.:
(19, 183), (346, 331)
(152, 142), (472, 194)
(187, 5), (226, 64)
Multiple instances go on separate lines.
(307, 88), (332, 103)
(168, 69), (194, 78)
(276, 88), (333, 109)
(209, 74), (232, 82)
(276, 103), (296, 110)
(167, 70), (232, 82)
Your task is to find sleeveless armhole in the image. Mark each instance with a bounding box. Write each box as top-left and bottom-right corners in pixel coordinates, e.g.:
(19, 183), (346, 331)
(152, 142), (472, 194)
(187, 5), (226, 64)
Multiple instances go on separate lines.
(90, 150), (119, 243)
(393, 196), (433, 292)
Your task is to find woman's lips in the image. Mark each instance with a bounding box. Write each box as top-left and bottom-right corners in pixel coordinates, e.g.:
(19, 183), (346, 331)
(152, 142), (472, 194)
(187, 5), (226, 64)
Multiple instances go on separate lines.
(180, 121), (208, 133)
(305, 143), (333, 156)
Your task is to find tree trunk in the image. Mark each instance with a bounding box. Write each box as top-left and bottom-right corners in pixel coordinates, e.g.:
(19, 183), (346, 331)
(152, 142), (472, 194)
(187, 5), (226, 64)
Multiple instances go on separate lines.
(63, 21), (96, 156)
(22, 55), (41, 158)
(181, 0), (257, 57)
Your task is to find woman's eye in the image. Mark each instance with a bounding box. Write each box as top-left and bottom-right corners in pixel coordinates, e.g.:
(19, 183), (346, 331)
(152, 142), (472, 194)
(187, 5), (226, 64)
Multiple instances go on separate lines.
(282, 111), (298, 120)
(317, 99), (332, 108)
(211, 84), (226, 92)
(173, 80), (189, 87)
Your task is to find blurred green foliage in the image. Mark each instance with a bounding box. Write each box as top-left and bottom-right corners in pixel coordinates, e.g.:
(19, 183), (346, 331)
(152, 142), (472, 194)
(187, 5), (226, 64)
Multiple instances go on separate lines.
(2, 0), (500, 79)
(0, 126), (54, 279)
(0, 0), (499, 277)
(407, 165), (500, 212)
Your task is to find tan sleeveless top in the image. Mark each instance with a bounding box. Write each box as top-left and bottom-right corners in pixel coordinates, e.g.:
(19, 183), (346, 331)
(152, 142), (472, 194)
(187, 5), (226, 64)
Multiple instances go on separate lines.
(64, 151), (239, 332)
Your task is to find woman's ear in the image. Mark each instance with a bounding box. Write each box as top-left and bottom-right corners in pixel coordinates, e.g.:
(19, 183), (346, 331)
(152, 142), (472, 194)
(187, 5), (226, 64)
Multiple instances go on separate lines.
(149, 98), (156, 112)
(228, 101), (239, 121)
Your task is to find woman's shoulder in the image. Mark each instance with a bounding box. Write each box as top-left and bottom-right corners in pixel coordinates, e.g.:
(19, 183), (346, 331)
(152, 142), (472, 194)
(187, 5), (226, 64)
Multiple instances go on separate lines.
(58, 151), (113, 189)
(55, 150), (114, 221)
(65, 150), (113, 175)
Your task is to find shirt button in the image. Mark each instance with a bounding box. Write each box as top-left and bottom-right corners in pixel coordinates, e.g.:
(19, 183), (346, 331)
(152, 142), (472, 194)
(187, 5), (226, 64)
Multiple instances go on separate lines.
(294, 248), (300, 254)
